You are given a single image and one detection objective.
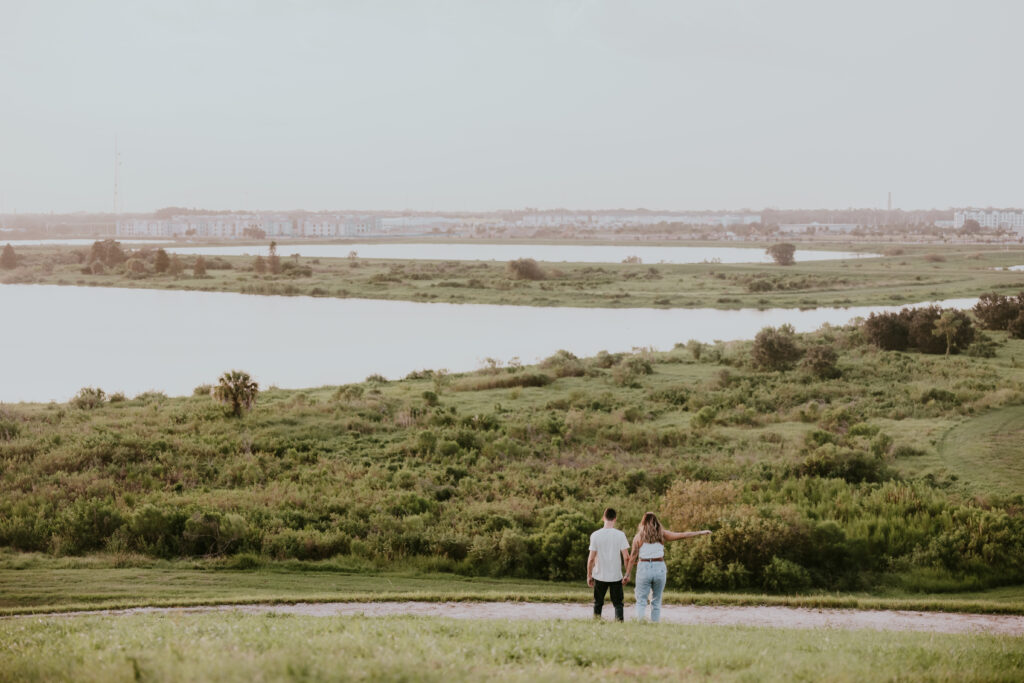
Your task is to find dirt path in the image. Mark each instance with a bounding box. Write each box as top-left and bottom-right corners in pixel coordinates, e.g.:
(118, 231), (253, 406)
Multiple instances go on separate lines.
(14, 602), (1024, 636)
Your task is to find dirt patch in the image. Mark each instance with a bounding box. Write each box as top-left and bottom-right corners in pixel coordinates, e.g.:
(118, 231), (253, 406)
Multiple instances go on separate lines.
(13, 601), (1024, 636)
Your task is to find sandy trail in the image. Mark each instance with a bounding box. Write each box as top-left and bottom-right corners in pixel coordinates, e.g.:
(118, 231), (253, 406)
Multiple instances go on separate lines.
(12, 602), (1024, 636)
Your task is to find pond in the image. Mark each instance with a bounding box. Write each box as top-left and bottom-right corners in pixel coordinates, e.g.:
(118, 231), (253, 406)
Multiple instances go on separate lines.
(164, 242), (873, 264)
(0, 284), (973, 403)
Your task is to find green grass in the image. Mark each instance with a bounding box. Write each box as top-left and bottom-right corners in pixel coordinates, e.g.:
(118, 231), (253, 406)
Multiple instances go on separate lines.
(6, 241), (1024, 309)
(2, 613), (1022, 682)
(3, 555), (1024, 617)
(928, 406), (1024, 497)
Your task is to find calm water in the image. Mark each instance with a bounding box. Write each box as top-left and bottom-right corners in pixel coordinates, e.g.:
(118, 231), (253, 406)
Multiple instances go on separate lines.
(165, 243), (872, 264)
(0, 285), (973, 403)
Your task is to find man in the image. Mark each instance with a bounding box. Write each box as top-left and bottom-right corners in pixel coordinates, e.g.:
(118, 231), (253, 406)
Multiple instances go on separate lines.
(586, 507), (631, 621)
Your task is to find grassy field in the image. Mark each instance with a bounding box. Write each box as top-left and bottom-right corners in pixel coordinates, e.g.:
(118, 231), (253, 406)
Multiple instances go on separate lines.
(2, 613), (1022, 682)
(4, 553), (1024, 616)
(3, 316), (1024, 601)
(4, 241), (1024, 309)
(911, 405), (1024, 498)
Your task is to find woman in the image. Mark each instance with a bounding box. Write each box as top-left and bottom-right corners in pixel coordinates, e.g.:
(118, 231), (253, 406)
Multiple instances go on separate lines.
(623, 512), (711, 623)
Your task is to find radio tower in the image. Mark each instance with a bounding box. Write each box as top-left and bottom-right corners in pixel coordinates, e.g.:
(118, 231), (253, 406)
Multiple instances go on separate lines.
(113, 136), (122, 236)
(113, 136), (121, 215)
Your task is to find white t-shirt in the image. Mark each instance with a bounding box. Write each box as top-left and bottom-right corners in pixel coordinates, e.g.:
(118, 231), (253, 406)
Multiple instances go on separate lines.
(589, 527), (630, 582)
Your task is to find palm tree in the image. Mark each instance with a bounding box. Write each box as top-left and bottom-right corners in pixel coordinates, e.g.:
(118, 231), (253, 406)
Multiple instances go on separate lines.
(212, 370), (259, 417)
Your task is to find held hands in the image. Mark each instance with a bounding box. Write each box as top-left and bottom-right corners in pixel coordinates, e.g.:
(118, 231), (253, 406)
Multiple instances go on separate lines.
(622, 574), (630, 585)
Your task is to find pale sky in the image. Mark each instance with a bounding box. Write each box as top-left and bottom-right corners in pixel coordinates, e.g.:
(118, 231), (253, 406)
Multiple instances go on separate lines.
(1, 0), (1021, 213)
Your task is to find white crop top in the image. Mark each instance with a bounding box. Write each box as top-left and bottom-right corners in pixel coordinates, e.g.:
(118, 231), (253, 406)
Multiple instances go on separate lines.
(638, 542), (664, 559)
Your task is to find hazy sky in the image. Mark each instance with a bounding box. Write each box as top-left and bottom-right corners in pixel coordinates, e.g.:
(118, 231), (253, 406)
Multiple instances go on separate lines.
(1, 0), (1021, 213)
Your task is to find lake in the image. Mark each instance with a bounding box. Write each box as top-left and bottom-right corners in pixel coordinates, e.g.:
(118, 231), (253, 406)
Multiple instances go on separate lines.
(0, 284), (974, 403)
(164, 243), (872, 264)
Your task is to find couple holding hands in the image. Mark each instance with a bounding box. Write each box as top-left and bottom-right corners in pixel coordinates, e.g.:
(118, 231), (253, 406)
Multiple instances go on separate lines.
(586, 507), (712, 622)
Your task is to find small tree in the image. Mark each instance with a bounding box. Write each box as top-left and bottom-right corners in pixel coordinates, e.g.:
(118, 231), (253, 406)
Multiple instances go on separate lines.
(933, 310), (963, 356)
(252, 255), (267, 274)
(193, 256), (207, 277)
(89, 239), (126, 267)
(766, 243), (796, 266)
(212, 370), (259, 417)
(268, 241), (281, 274)
(0, 243), (16, 269)
(507, 258), (546, 280)
(750, 324), (803, 370)
(154, 248), (170, 274)
(168, 254), (184, 276)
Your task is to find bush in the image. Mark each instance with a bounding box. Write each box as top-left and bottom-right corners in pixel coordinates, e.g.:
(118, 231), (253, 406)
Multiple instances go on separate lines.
(506, 258), (546, 281)
(801, 346), (840, 379)
(541, 350), (585, 378)
(750, 325), (803, 371)
(864, 306), (974, 354)
(799, 445), (889, 483)
(973, 292), (1024, 331)
(0, 243), (17, 269)
(89, 239), (126, 267)
(71, 387), (106, 410)
(611, 355), (653, 387)
(1009, 311), (1024, 340)
(762, 556), (812, 593)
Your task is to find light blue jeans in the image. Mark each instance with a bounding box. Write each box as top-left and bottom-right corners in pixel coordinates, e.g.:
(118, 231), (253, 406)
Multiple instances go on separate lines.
(634, 561), (667, 622)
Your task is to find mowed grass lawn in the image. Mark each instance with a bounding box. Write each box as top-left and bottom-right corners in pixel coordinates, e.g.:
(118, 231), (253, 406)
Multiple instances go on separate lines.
(2, 613), (1022, 682)
(930, 405), (1024, 497)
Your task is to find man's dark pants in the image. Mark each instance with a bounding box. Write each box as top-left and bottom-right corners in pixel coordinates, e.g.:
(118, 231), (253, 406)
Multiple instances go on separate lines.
(593, 579), (624, 621)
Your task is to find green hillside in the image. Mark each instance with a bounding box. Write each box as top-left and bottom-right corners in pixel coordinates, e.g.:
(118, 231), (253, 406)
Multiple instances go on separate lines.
(2, 321), (1024, 597)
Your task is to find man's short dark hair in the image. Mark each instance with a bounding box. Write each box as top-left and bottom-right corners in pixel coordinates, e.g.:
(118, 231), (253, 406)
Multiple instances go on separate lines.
(603, 507), (617, 521)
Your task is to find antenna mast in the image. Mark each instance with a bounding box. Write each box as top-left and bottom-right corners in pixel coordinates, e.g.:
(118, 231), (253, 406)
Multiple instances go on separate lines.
(113, 136), (121, 215)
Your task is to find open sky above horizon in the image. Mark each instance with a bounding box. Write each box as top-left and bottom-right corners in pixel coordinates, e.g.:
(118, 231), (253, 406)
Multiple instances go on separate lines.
(1, 1), (1021, 214)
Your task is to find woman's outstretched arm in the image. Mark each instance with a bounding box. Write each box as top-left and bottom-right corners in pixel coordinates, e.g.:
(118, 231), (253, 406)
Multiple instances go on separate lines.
(663, 529), (712, 542)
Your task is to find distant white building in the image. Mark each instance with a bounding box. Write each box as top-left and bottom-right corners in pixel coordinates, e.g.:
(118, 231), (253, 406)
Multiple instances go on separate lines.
(778, 222), (860, 234)
(117, 214), (381, 239)
(954, 209), (1024, 233)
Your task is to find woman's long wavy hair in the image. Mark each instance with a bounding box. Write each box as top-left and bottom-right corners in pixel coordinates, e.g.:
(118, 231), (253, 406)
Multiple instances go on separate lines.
(635, 512), (664, 545)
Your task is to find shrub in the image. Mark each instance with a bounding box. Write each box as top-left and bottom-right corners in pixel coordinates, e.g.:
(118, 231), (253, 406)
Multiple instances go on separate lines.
(611, 355), (653, 387)
(535, 511), (591, 580)
(1009, 311), (1024, 340)
(506, 258), (546, 281)
(71, 387), (106, 410)
(750, 324), (803, 371)
(864, 306), (974, 354)
(762, 556), (812, 593)
(973, 292), (1023, 331)
(541, 350), (585, 378)
(801, 346), (840, 379)
(0, 243), (17, 269)
(453, 372), (552, 392)
(193, 384), (213, 396)
(863, 311), (909, 351)
(193, 256), (207, 277)
(89, 239), (126, 267)
(799, 445), (889, 483)
(154, 248), (170, 273)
